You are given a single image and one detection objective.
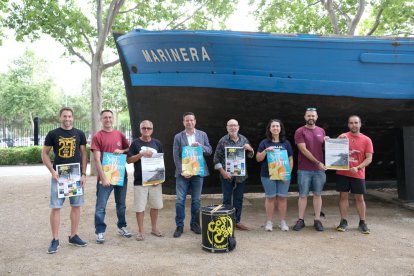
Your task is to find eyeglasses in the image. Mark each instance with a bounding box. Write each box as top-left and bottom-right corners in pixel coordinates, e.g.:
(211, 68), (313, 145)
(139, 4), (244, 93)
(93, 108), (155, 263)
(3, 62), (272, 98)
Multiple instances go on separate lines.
(141, 127), (153, 130)
(306, 107), (317, 111)
(227, 124), (239, 127)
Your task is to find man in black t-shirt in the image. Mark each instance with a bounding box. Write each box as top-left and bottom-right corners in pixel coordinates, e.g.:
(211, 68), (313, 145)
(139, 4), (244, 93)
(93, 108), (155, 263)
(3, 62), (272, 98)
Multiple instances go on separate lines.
(42, 107), (88, 254)
(127, 120), (164, 241)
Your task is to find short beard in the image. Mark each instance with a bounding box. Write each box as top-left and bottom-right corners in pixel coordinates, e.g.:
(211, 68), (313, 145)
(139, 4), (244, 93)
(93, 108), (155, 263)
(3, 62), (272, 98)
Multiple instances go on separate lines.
(306, 119), (315, 125)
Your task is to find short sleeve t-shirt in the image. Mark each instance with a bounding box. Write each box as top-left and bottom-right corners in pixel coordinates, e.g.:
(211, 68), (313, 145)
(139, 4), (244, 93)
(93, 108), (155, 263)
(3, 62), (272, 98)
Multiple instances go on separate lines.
(294, 126), (325, 171)
(91, 129), (130, 180)
(337, 132), (374, 179)
(44, 127), (87, 169)
(127, 138), (163, 185)
(257, 139), (293, 177)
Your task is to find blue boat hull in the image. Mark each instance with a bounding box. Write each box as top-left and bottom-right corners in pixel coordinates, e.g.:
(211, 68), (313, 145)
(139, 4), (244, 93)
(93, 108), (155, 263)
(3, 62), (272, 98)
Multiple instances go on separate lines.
(115, 30), (414, 193)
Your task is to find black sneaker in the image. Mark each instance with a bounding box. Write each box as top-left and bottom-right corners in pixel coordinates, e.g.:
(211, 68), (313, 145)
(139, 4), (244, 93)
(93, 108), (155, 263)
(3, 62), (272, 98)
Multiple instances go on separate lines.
(47, 239), (59, 254)
(173, 226), (183, 238)
(68, 234), (87, 247)
(190, 223), (201, 234)
(314, 220), (324, 231)
(293, 219), (305, 231)
(358, 221), (370, 234)
(336, 219), (348, 232)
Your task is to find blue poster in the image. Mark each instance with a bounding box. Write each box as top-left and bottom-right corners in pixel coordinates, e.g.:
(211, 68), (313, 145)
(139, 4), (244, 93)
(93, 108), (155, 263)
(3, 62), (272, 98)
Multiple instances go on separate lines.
(102, 152), (127, 186)
(181, 146), (204, 176)
(266, 149), (291, 181)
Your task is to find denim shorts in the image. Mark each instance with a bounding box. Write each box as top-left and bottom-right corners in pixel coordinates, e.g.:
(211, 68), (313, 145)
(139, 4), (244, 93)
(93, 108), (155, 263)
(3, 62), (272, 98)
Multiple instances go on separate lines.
(49, 178), (84, 208)
(297, 170), (326, 197)
(261, 177), (290, 198)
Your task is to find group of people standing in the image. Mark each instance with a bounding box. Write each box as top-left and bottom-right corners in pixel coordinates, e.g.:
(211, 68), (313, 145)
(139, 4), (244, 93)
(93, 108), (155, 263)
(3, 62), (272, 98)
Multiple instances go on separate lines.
(42, 107), (373, 254)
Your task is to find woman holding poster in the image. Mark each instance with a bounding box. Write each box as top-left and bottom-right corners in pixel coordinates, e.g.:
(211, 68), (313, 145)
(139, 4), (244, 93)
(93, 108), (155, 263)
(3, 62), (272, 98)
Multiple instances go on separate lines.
(256, 119), (294, 232)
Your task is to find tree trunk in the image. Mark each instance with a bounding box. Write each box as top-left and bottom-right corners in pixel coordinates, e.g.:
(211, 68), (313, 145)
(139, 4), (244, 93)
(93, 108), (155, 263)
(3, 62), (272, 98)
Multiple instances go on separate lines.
(89, 55), (103, 176)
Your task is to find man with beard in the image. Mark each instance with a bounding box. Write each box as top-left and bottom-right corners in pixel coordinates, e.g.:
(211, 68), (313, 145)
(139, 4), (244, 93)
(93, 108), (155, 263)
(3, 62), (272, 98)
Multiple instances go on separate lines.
(293, 108), (327, 232)
(213, 119), (255, 231)
(42, 107), (88, 253)
(336, 115), (373, 234)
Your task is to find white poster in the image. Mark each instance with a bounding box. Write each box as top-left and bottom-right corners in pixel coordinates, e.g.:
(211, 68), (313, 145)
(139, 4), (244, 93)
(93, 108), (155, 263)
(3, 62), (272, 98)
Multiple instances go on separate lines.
(325, 138), (349, 170)
(141, 153), (165, 185)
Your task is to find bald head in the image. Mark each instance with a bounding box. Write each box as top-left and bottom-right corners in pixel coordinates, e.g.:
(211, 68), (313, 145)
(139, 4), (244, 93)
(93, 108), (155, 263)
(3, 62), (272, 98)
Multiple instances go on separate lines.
(226, 119), (239, 137)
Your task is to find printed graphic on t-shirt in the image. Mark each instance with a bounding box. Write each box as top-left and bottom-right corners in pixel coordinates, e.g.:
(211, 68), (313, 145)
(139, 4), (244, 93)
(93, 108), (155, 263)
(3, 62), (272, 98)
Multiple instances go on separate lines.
(349, 149), (361, 163)
(58, 136), (77, 158)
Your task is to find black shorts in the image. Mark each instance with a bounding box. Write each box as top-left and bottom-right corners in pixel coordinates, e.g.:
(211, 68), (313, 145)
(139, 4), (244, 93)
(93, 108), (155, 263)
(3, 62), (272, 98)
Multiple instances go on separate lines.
(336, 174), (366, 194)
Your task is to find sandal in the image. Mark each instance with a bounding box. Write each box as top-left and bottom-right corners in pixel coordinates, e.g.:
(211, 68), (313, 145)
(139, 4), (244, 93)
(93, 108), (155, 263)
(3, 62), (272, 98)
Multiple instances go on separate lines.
(136, 233), (145, 241)
(151, 230), (164, 237)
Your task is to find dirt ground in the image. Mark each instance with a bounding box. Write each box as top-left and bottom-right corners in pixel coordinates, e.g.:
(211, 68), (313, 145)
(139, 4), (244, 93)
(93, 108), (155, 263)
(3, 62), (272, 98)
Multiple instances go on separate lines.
(0, 174), (413, 276)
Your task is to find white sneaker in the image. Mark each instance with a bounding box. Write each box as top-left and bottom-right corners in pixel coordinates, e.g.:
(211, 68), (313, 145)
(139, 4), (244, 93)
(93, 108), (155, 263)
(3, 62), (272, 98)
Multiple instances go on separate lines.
(96, 232), (105, 244)
(279, 220), (289, 232)
(265, 221), (273, 232)
(117, 227), (132, 238)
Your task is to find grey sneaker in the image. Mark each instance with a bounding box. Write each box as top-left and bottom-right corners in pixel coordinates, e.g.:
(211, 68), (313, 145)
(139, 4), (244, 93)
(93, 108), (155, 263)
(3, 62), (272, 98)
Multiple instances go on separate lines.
(47, 239), (60, 254)
(359, 221), (370, 234)
(314, 220), (324, 231)
(293, 219), (305, 231)
(68, 234), (87, 247)
(117, 227), (132, 238)
(96, 232), (105, 244)
(336, 219), (348, 232)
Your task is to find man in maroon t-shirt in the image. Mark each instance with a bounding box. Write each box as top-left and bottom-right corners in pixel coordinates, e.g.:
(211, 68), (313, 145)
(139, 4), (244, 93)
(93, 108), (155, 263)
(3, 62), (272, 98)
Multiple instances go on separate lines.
(336, 115), (373, 234)
(91, 110), (131, 244)
(293, 108), (327, 232)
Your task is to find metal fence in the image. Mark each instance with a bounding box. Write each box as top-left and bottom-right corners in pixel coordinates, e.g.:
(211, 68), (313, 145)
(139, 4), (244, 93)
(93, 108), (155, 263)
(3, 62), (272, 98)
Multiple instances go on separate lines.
(0, 121), (132, 149)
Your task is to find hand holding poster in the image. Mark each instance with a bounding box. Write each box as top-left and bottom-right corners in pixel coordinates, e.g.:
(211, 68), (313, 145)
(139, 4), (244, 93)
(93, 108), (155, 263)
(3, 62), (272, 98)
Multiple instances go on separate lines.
(102, 152), (127, 186)
(325, 138), (349, 170)
(225, 147), (246, 176)
(182, 146), (204, 176)
(142, 153), (165, 185)
(266, 149), (291, 181)
(56, 163), (83, 198)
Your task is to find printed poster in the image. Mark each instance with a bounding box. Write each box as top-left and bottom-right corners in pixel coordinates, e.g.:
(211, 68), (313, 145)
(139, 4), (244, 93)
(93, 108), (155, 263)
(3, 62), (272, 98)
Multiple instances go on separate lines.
(181, 146), (204, 176)
(325, 138), (349, 170)
(56, 163), (83, 198)
(225, 147), (246, 176)
(142, 153), (165, 186)
(266, 149), (291, 181)
(102, 152), (127, 186)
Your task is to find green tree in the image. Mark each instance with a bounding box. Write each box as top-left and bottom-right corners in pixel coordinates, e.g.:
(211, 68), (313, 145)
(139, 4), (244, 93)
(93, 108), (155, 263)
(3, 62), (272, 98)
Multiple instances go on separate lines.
(5, 0), (237, 138)
(5, 0), (236, 173)
(252, 0), (414, 36)
(102, 65), (127, 127)
(0, 0), (7, 44)
(0, 50), (60, 128)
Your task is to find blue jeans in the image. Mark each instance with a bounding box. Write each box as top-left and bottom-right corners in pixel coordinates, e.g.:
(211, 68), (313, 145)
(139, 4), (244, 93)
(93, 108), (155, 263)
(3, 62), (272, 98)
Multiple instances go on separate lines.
(175, 175), (203, 227)
(94, 178), (128, 234)
(221, 177), (246, 224)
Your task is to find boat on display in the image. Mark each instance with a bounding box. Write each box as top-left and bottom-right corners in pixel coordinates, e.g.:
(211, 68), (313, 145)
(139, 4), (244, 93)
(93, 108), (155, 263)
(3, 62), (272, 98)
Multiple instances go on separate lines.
(115, 29), (414, 193)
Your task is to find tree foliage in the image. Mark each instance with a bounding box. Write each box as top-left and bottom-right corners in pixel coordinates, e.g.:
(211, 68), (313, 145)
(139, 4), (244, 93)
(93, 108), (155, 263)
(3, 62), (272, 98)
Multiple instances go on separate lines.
(252, 0), (414, 36)
(0, 50), (60, 127)
(4, 0), (237, 135)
